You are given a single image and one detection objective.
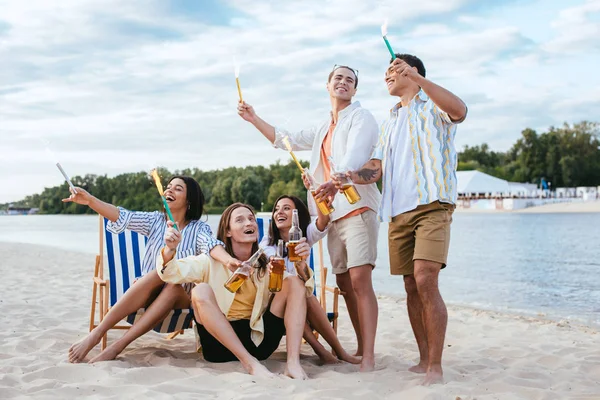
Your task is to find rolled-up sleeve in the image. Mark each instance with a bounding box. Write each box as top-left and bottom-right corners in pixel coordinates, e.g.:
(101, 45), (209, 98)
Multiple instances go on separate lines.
(339, 109), (379, 171)
(156, 251), (210, 284)
(106, 207), (160, 236)
(273, 126), (318, 151)
(196, 222), (224, 254)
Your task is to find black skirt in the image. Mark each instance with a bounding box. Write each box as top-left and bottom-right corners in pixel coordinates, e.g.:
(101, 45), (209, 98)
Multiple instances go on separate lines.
(196, 308), (286, 363)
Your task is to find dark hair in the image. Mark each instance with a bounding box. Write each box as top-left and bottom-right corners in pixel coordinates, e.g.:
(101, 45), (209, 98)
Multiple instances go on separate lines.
(328, 66), (359, 88)
(217, 203), (267, 276)
(167, 175), (205, 222)
(391, 53), (426, 78)
(268, 195), (311, 246)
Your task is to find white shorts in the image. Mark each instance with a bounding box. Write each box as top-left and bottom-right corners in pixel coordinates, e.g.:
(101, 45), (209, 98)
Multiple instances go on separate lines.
(327, 209), (379, 274)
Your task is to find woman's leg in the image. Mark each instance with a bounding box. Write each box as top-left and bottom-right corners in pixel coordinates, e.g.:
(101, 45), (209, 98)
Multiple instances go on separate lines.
(69, 271), (165, 363)
(302, 322), (339, 364)
(191, 284), (273, 378)
(89, 283), (190, 363)
(270, 276), (308, 379)
(305, 295), (361, 364)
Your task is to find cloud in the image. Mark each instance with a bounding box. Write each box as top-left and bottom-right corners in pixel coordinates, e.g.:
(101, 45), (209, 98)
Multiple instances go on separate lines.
(544, 0), (600, 53)
(0, 0), (598, 203)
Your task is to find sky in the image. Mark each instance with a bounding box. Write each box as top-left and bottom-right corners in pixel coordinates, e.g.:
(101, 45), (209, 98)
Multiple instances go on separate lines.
(1, 0), (599, 203)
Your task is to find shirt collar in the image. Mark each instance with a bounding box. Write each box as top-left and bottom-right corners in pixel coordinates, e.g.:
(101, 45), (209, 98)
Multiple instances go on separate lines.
(389, 89), (428, 116)
(330, 101), (361, 122)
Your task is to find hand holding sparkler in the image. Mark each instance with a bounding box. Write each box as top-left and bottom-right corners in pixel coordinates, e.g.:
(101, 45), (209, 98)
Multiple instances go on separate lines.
(62, 186), (91, 205)
(150, 169), (179, 231)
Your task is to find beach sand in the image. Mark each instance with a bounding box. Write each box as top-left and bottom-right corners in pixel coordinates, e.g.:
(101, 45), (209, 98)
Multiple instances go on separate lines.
(1, 242), (599, 399)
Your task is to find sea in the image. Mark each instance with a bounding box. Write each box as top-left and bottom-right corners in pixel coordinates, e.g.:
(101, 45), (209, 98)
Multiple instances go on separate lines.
(1, 212), (599, 327)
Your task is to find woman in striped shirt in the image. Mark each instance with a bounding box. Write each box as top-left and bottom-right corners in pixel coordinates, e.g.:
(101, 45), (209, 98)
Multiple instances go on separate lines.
(65, 176), (238, 363)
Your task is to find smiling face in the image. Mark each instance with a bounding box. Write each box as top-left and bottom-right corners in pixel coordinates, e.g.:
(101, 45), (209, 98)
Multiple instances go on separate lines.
(385, 63), (418, 96)
(327, 67), (357, 101)
(227, 206), (258, 244)
(164, 178), (187, 211)
(273, 198), (296, 232)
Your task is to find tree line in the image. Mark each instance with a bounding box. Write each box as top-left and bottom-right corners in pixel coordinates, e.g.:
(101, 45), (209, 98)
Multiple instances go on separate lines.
(4, 121), (599, 214)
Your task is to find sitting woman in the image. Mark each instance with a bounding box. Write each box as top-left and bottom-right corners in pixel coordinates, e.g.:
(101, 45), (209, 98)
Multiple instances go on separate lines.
(158, 203), (310, 379)
(261, 195), (360, 365)
(65, 176), (237, 363)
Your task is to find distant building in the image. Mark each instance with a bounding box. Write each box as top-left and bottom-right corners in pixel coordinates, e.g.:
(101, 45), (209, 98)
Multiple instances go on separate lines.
(6, 205), (39, 215)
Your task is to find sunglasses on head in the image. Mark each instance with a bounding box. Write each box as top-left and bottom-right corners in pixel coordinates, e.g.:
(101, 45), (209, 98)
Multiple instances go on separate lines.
(332, 64), (359, 79)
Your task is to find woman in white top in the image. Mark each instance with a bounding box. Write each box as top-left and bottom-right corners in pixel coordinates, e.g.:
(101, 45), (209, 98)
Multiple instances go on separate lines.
(260, 195), (360, 365)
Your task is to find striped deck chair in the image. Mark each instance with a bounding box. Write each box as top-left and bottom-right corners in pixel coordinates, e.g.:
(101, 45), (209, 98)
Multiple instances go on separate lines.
(257, 217), (342, 333)
(89, 216), (194, 350)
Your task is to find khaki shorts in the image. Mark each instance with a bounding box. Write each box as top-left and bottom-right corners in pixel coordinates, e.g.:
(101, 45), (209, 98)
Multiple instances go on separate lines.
(328, 209), (379, 274)
(388, 201), (454, 276)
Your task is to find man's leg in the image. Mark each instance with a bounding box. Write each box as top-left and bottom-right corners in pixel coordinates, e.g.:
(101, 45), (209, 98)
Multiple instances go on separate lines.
(192, 284), (273, 378)
(335, 271), (362, 356)
(270, 276), (308, 379)
(404, 274), (428, 373)
(348, 265), (378, 372)
(414, 260), (446, 385)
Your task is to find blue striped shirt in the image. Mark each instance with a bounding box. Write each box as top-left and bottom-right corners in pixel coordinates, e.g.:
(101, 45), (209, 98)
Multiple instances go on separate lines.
(372, 90), (465, 221)
(106, 207), (222, 276)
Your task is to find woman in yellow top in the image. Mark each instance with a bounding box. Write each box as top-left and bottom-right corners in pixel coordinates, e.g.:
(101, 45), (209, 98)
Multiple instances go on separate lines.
(157, 203), (310, 379)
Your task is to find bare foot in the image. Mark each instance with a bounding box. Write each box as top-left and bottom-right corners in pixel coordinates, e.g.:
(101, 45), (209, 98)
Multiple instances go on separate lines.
(68, 331), (102, 363)
(338, 351), (361, 365)
(359, 356), (375, 372)
(408, 361), (428, 374)
(317, 351), (342, 365)
(353, 348), (363, 357)
(88, 343), (122, 363)
(285, 363), (309, 380)
(422, 366), (444, 386)
(243, 360), (275, 378)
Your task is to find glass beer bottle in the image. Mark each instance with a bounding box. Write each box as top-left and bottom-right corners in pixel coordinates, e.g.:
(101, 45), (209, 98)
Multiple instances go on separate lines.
(269, 239), (285, 292)
(340, 175), (361, 204)
(224, 247), (265, 293)
(328, 156), (361, 205)
(287, 209), (303, 262)
(306, 170), (335, 215)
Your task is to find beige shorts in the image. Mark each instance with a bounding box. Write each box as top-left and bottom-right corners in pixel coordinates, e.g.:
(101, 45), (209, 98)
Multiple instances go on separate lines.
(328, 209), (379, 274)
(388, 201), (454, 276)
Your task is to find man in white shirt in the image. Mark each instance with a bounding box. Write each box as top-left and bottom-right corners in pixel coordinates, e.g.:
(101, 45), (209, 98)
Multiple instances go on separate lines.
(345, 54), (467, 385)
(237, 65), (381, 372)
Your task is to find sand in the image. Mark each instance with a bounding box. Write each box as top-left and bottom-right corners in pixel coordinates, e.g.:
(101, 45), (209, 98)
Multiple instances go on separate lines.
(1, 242), (599, 399)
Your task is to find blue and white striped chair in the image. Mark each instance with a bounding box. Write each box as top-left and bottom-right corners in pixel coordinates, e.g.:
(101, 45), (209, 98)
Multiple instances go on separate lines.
(256, 217), (341, 332)
(89, 216), (194, 350)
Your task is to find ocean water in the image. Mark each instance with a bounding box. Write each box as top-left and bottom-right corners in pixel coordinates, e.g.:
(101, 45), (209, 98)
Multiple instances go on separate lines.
(1, 212), (599, 327)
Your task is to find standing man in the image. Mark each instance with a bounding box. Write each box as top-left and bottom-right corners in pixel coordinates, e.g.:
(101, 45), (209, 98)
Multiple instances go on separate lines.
(344, 54), (467, 384)
(237, 65), (381, 372)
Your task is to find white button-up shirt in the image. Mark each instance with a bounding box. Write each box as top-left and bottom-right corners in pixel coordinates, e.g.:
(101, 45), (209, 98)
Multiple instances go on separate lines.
(273, 101), (381, 222)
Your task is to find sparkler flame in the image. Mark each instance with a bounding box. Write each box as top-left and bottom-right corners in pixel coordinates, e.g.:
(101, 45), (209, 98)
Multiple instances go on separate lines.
(150, 169), (164, 196)
(381, 19), (388, 36)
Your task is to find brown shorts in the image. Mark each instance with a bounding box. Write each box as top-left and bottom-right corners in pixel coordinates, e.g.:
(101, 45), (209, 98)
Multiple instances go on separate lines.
(388, 201), (455, 276)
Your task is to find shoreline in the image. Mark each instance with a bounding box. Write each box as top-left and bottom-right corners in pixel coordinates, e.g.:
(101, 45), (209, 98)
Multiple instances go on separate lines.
(455, 199), (600, 213)
(1, 239), (597, 330)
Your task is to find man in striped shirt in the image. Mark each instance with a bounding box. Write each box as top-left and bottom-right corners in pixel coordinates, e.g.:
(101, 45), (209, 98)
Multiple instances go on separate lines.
(345, 53), (467, 385)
